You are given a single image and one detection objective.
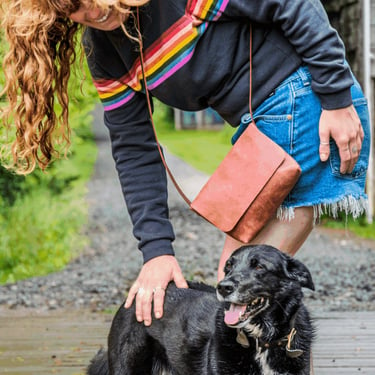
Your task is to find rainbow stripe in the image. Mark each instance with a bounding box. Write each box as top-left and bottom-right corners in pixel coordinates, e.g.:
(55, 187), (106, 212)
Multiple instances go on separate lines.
(93, 0), (229, 111)
(187, 0), (229, 21)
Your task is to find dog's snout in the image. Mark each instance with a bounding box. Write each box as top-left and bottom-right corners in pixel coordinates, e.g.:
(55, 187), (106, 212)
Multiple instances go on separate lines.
(217, 280), (235, 297)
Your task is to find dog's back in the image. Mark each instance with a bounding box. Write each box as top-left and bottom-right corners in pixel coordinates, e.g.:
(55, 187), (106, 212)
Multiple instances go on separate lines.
(87, 348), (109, 375)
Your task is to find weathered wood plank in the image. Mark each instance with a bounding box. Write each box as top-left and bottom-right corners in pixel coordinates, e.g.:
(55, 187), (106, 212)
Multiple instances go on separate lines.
(311, 369), (374, 374)
(0, 310), (374, 374)
(0, 311), (110, 375)
(310, 312), (375, 374)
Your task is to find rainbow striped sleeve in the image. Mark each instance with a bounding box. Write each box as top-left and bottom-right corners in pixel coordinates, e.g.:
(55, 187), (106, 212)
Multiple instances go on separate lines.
(93, 0), (229, 111)
(188, 0), (229, 21)
(93, 77), (137, 112)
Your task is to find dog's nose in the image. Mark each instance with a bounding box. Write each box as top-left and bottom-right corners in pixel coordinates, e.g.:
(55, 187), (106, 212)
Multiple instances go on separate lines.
(217, 280), (235, 297)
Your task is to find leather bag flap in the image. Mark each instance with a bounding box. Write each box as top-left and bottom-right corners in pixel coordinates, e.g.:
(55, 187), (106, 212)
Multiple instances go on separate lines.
(190, 124), (286, 232)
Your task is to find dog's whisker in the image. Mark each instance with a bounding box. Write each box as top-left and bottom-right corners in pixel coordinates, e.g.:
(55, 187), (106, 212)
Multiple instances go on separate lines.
(275, 299), (289, 315)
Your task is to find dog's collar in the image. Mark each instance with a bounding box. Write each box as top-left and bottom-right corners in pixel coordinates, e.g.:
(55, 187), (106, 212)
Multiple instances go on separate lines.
(236, 309), (304, 358)
(258, 327), (304, 357)
(236, 327), (303, 358)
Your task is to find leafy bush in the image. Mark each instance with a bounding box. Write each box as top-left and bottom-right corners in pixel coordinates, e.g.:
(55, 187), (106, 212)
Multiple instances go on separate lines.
(0, 33), (99, 283)
(0, 188), (88, 284)
(0, 167), (25, 206)
(153, 100), (236, 174)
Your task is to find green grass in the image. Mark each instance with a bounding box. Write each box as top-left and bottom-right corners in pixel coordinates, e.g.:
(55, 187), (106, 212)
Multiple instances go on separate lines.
(153, 101), (236, 174)
(0, 57), (98, 284)
(0, 122), (97, 284)
(321, 215), (375, 240)
(0, 189), (88, 283)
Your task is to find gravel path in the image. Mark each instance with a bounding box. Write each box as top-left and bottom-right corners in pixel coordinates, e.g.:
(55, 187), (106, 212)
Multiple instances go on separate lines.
(1, 106), (374, 314)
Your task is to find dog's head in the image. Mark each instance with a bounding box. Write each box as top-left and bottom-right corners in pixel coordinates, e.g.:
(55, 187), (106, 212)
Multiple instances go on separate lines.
(216, 245), (314, 328)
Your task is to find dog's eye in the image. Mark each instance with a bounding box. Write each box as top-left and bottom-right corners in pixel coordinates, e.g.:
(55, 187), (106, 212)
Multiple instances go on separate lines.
(250, 258), (263, 271)
(224, 260), (233, 273)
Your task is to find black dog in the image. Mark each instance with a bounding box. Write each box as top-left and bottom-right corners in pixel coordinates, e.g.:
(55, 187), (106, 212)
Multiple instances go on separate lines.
(87, 244), (315, 374)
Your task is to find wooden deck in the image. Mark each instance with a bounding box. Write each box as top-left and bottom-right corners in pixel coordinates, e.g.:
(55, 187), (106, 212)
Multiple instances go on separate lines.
(0, 311), (111, 375)
(312, 312), (375, 374)
(0, 310), (374, 374)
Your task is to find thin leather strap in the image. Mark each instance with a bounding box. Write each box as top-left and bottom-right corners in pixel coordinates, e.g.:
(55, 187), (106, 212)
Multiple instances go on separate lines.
(135, 9), (253, 205)
(136, 8), (192, 205)
(248, 26), (254, 121)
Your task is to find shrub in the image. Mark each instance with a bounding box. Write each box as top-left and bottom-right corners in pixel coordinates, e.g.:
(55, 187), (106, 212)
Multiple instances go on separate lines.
(0, 34), (99, 283)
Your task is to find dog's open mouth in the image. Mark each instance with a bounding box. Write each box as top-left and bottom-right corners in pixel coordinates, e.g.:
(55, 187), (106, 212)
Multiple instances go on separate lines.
(224, 297), (268, 326)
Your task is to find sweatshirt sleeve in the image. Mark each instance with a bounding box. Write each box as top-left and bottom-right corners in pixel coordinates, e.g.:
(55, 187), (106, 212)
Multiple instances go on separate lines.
(221, 0), (354, 109)
(83, 28), (175, 264)
(103, 94), (176, 263)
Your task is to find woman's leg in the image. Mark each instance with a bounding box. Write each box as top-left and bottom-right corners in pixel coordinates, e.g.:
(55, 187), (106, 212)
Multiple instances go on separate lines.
(217, 206), (314, 281)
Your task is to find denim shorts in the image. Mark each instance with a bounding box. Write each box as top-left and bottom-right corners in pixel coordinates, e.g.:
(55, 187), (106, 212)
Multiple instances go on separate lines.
(232, 65), (370, 220)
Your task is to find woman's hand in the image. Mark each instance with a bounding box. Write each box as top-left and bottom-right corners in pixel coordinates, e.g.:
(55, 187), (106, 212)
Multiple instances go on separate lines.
(124, 255), (188, 326)
(319, 105), (364, 174)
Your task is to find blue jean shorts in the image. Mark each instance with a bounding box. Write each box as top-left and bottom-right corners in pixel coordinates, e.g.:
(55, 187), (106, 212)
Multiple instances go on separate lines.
(232, 65), (370, 220)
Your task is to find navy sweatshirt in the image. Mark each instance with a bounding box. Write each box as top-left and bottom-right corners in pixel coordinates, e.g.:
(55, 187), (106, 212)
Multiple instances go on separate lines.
(83, 0), (353, 262)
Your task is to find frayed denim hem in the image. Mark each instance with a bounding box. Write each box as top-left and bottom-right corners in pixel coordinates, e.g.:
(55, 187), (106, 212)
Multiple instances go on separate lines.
(276, 195), (369, 222)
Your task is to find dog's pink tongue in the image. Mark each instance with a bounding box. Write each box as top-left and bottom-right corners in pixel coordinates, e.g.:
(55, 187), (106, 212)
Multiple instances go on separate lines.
(224, 304), (247, 325)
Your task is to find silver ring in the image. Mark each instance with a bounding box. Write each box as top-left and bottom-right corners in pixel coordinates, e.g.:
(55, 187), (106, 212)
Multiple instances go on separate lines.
(95, 8), (112, 23)
(153, 286), (165, 293)
(351, 146), (358, 154)
(320, 142), (330, 145)
(137, 287), (145, 295)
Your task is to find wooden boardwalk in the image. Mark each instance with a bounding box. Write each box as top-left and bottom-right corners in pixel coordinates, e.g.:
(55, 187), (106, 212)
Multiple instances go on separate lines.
(312, 311), (375, 374)
(0, 310), (374, 374)
(0, 311), (111, 375)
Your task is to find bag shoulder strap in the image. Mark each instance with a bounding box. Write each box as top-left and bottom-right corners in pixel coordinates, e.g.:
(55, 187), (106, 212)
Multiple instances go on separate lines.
(135, 9), (253, 206)
(135, 9), (192, 205)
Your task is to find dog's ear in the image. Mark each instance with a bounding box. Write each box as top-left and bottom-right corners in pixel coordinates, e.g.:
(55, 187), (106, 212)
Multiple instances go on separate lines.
(283, 258), (315, 290)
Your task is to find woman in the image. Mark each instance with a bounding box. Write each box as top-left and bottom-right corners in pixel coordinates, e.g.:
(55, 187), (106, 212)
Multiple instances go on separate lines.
(1, 0), (370, 327)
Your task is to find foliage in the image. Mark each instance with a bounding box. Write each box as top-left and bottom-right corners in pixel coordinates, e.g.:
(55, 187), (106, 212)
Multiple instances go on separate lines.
(0, 128), (97, 283)
(153, 100), (236, 174)
(0, 188), (88, 284)
(0, 34), (99, 283)
(321, 214), (375, 240)
(0, 168), (25, 206)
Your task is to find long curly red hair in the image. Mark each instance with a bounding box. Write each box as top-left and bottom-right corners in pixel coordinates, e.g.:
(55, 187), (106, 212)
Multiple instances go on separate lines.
(1, 0), (149, 174)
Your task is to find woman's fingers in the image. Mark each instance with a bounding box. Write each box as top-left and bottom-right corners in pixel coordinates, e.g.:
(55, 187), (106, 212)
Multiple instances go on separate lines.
(124, 255), (187, 326)
(152, 286), (166, 319)
(136, 287), (153, 326)
(319, 105), (363, 174)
